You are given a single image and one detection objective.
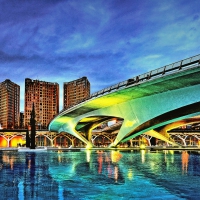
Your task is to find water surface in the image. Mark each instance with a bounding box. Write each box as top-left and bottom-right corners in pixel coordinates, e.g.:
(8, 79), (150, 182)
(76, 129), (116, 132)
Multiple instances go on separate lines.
(0, 149), (200, 200)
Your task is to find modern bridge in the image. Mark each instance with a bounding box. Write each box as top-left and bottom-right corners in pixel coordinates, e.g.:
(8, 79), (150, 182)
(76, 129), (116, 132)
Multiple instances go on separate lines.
(49, 54), (200, 148)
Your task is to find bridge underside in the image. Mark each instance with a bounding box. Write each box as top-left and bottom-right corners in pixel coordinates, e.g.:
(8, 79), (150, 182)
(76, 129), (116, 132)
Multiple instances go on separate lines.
(49, 64), (200, 148)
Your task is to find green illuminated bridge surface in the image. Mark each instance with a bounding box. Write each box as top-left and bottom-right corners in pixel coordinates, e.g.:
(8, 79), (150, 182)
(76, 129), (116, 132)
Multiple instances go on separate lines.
(49, 54), (200, 148)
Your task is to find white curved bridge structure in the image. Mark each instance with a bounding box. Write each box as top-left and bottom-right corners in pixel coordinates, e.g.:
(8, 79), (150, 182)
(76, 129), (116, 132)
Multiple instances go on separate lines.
(49, 54), (200, 148)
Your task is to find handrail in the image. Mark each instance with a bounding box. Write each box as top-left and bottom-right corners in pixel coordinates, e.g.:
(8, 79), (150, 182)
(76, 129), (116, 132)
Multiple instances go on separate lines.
(89, 54), (200, 99)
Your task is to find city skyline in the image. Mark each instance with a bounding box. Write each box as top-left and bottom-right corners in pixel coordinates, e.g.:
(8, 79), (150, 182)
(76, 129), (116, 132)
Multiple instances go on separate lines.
(0, 0), (200, 111)
(1, 76), (90, 113)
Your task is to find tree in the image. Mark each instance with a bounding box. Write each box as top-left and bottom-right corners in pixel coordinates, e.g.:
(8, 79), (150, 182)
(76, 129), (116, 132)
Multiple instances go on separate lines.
(30, 103), (36, 149)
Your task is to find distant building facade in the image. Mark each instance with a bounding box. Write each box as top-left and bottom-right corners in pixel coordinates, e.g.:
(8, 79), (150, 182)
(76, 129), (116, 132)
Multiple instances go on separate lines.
(0, 79), (20, 129)
(24, 78), (59, 129)
(63, 77), (90, 109)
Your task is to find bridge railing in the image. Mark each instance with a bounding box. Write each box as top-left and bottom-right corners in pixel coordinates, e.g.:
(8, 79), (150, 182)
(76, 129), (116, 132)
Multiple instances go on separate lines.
(90, 54), (200, 98)
(58, 54), (200, 115)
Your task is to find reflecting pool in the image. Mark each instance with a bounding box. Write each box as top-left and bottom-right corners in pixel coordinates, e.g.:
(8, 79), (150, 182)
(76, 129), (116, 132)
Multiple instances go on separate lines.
(0, 149), (200, 200)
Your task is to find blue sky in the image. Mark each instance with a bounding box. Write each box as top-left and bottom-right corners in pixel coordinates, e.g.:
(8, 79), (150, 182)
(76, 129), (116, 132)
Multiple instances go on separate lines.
(0, 0), (200, 111)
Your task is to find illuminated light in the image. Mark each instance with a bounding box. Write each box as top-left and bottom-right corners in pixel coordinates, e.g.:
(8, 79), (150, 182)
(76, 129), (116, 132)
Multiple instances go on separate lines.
(150, 162), (156, 170)
(10, 136), (26, 147)
(140, 144), (146, 149)
(87, 96), (125, 108)
(58, 155), (61, 163)
(28, 160), (31, 169)
(140, 149), (145, 163)
(58, 146), (62, 154)
(125, 120), (136, 127)
(86, 143), (93, 149)
(127, 169), (134, 180)
(0, 137), (7, 147)
(86, 150), (91, 162)
(182, 151), (189, 173)
(169, 150), (174, 155)
(114, 166), (118, 182)
(80, 117), (100, 123)
(111, 151), (122, 163)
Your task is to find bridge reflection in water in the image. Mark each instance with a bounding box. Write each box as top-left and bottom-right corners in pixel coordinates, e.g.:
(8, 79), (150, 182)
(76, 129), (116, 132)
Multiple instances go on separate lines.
(0, 150), (200, 199)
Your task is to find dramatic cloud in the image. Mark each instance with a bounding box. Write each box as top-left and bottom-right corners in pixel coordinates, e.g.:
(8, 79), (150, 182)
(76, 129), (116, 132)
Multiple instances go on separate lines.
(0, 0), (200, 111)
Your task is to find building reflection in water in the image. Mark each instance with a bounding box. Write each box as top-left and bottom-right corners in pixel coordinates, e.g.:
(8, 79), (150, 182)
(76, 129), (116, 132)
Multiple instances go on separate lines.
(2, 154), (16, 170)
(0, 149), (196, 199)
(182, 151), (189, 174)
(26, 153), (36, 198)
(97, 150), (103, 174)
(0, 151), (59, 199)
(96, 150), (123, 183)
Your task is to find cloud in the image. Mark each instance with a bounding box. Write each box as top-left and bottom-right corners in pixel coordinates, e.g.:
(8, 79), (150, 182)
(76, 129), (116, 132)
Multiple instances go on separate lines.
(0, 0), (200, 111)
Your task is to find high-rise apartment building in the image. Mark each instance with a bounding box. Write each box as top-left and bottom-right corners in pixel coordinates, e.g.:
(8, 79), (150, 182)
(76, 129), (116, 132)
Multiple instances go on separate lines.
(24, 78), (59, 129)
(0, 79), (20, 129)
(63, 77), (90, 109)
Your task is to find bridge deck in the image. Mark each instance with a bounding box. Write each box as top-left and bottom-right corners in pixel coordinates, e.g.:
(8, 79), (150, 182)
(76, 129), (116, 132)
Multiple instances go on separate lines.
(50, 62), (200, 131)
(59, 54), (200, 116)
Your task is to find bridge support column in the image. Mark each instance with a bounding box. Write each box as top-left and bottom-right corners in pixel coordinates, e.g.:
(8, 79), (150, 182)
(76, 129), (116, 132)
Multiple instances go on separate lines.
(129, 139), (133, 147)
(84, 126), (96, 146)
(142, 135), (152, 146)
(82, 118), (112, 147)
(109, 102), (140, 147)
(110, 121), (135, 147)
(193, 135), (200, 146)
(71, 138), (75, 147)
(145, 130), (178, 146)
(50, 140), (54, 147)
(174, 134), (188, 146)
(59, 123), (93, 149)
